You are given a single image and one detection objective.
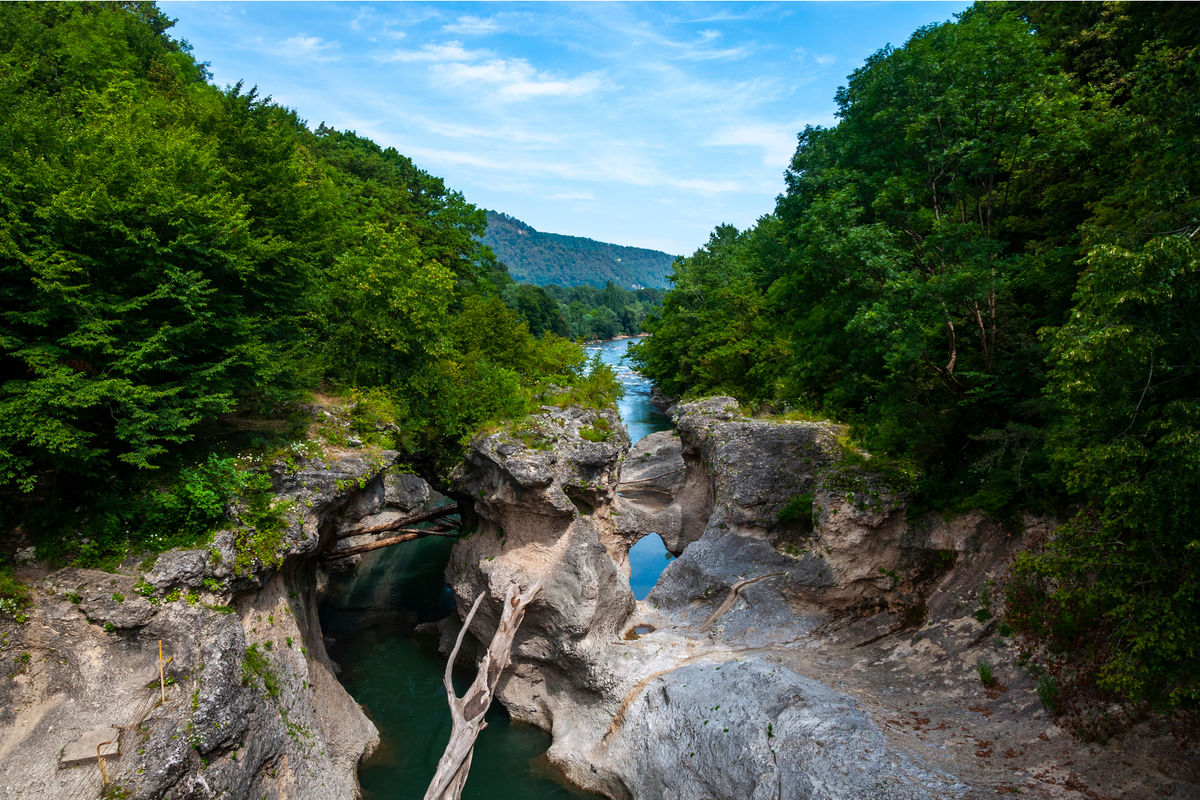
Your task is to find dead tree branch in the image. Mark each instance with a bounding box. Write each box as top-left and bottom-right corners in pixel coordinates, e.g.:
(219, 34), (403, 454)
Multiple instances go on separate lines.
(336, 503), (460, 540)
(424, 581), (542, 800)
(322, 526), (459, 560)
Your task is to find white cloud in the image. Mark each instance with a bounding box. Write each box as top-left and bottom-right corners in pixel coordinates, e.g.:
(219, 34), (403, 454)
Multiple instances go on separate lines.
(433, 58), (609, 100)
(277, 34), (340, 63)
(442, 15), (504, 35)
(588, 14), (752, 62)
(705, 123), (800, 167)
(550, 191), (596, 201)
(350, 5), (438, 35)
(377, 41), (489, 64)
(401, 144), (764, 198)
(796, 47), (838, 68)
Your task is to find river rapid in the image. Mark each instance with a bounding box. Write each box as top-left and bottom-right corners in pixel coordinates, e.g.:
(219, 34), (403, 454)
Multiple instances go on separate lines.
(319, 337), (670, 800)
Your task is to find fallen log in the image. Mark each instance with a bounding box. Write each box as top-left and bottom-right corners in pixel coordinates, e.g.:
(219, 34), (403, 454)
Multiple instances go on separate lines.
(424, 581), (542, 800)
(323, 527), (459, 560)
(336, 502), (460, 540)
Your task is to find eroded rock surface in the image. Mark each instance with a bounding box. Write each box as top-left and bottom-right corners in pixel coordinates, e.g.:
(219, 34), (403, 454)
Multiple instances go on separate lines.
(0, 448), (426, 800)
(445, 397), (1200, 800)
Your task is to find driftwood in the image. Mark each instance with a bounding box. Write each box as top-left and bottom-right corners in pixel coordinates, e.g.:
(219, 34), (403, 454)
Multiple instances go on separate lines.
(423, 581), (542, 800)
(336, 503), (460, 540)
(322, 526), (458, 560)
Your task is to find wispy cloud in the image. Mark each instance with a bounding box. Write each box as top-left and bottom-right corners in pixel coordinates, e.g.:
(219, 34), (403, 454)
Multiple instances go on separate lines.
(349, 5), (438, 35)
(391, 111), (562, 145)
(402, 144), (767, 198)
(432, 59), (609, 101)
(586, 12), (754, 63)
(796, 47), (838, 68)
(442, 15), (504, 35)
(277, 34), (340, 63)
(705, 123), (800, 167)
(376, 41), (489, 64)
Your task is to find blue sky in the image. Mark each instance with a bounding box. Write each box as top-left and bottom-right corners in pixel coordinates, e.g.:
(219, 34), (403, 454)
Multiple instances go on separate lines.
(162, 2), (970, 256)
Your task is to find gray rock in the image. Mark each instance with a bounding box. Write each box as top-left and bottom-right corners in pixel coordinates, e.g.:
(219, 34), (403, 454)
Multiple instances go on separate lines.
(439, 397), (1200, 800)
(384, 471), (431, 510)
(1, 438), (394, 800)
(146, 549), (212, 590)
(80, 577), (157, 629)
(603, 658), (960, 800)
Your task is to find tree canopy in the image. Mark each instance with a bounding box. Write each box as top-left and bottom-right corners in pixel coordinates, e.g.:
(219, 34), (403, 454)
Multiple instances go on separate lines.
(632, 1), (1200, 716)
(0, 2), (618, 556)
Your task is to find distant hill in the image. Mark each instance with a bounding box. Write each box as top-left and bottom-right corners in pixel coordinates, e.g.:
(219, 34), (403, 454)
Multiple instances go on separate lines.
(482, 211), (676, 288)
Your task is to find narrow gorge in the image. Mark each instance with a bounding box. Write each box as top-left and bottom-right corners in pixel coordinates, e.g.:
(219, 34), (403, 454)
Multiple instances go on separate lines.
(5, 341), (1195, 800)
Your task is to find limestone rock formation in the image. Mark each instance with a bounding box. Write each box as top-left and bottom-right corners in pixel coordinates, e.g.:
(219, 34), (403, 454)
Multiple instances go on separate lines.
(614, 430), (685, 553)
(445, 397), (1200, 800)
(0, 448), (423, 800)
(445, 399), (961, 799)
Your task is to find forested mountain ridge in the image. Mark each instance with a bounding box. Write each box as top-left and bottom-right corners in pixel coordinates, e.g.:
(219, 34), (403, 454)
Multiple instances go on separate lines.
(632, 1), (1200, 722)
(482, 210), (677, 288)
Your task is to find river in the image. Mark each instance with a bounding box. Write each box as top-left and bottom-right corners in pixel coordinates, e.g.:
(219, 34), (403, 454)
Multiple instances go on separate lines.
(319, 337), (671, 800)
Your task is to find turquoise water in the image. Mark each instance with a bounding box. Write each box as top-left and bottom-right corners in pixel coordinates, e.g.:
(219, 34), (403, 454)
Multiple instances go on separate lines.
(585, 337), (672, 444)
(586, 337), (677, 596)
(321, 536), (598, 800)
(320, 337), (673, 799)
(628, 533), (674, 600)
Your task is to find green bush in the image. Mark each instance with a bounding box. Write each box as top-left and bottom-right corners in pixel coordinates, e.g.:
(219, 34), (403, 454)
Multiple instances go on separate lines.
(777, 493), (814, 528)
(976, 660), (995, 687)
(0, 562), (31, 623)
(241, 643), (280, 699)
(546, 352), (623, 411)
(579, 416), (613, 443)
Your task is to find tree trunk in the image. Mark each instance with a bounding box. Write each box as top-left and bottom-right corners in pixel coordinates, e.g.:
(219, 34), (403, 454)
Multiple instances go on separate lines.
(336, 503), (460, 540)
(423, 581), (542, 800)
(321, 526), (458, 560)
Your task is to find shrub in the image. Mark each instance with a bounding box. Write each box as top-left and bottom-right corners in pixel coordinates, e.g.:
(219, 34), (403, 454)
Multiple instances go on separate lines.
(777, 493), (814, 529)
(976, 660), (995, 687)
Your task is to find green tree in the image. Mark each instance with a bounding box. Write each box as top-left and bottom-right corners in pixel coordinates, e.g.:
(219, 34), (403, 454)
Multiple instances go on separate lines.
(1012, 235), (1200, 712)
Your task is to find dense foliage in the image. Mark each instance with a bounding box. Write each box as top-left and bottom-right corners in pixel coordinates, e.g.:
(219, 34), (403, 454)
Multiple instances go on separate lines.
(632, 2), (1199, 717)
(0, 2), (619, 563)
(542, 282), (664, 340)
(482, 210), (676, 289)
(488, 278), (663, 340)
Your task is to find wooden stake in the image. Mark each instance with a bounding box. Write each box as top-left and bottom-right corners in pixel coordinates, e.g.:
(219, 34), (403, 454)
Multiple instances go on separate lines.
(423, 581), (542, 800)
(158, 640), (173, 702)
(97, 739), (113, 790)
